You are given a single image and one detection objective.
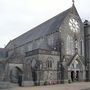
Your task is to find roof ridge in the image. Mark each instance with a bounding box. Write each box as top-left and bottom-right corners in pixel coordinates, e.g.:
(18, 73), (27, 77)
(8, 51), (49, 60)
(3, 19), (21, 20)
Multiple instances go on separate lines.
(6, 6), (72, 48)
(11, 7), (72, 41)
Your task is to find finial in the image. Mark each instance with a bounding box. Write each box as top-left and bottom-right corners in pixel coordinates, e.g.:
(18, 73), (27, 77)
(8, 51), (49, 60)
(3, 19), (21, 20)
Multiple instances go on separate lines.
(72, 0), (75, 5)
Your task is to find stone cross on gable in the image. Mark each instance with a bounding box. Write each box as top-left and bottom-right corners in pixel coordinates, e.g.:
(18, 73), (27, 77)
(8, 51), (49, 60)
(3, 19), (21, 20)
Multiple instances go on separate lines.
(72, 0), (75, 5)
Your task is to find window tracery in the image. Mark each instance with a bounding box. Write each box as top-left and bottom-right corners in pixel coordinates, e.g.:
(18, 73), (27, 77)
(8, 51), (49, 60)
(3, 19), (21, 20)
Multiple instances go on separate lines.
(66, 35), (74, 55)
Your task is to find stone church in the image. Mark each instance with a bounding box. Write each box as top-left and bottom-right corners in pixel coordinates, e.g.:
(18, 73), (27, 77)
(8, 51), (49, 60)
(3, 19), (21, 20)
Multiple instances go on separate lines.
(0, 3), (86, 85)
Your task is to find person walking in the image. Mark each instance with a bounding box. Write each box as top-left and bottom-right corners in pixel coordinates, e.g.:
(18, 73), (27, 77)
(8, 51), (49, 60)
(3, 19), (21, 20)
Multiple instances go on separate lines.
(18, 74), (22, 86)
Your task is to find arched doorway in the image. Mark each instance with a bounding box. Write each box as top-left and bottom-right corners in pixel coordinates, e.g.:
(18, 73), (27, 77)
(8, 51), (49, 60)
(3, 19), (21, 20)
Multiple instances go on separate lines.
(71, 70), (79, 82)
(76, 71), (79, 81)
(10, 67), (23, 83)
(31, 59), (37, 86)
(71, 71), (75, 81)
(68, 55), (85, 82)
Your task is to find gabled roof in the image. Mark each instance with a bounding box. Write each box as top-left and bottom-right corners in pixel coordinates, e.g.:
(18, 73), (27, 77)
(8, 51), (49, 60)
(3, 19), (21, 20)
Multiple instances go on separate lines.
(6, 6), (73, 48)
(67, 54), (84, 66)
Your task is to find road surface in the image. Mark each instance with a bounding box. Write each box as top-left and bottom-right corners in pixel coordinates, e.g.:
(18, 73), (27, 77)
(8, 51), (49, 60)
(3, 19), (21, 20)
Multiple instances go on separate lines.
(4, 82), (90, 90)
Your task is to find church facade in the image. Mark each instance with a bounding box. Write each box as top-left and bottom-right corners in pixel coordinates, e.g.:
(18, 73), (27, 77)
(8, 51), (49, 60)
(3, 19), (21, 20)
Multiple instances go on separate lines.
(0, 4), (86, 85)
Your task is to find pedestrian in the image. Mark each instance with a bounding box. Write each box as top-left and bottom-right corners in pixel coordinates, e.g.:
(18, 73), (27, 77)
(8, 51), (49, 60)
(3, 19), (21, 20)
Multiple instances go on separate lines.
(18, 74), (22, 86)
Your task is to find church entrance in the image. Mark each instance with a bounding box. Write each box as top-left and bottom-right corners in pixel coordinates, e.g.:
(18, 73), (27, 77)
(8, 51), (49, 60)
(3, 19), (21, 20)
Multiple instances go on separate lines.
(10, 67), (23, 83)
(68, 54), (85, 82)
(71, 70), (79, 82)
(76, 71), (79, 81)
(71, 71), (75, 81)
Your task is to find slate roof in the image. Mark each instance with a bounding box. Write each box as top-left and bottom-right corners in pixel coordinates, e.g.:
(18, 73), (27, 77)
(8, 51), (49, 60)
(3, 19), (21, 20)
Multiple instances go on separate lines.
(6, 6), (73, 48)
(0, 48), (7, 52)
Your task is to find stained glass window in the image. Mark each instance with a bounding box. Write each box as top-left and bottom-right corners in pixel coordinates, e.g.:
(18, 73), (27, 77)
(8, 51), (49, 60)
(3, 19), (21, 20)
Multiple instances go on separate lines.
(66, 35), (74, 55)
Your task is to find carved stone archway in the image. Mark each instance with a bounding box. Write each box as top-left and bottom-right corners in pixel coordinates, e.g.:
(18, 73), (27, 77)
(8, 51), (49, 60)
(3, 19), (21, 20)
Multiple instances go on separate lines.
(68, 54), (85, 82)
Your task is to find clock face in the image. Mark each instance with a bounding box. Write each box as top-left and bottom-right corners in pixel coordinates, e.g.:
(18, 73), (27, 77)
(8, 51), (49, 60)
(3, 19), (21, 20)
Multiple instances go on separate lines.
(69, 18), (80, 32)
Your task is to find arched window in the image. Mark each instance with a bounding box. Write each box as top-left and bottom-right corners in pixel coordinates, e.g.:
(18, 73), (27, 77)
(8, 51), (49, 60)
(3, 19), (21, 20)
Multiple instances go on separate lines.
(70, 60), (79, 69)
(66, 35), (71, 54)
(46, 57), (54, 69)
(47, 60), (52, 68)
(80, 39), (84, 56)
(66, 35), (74, 55)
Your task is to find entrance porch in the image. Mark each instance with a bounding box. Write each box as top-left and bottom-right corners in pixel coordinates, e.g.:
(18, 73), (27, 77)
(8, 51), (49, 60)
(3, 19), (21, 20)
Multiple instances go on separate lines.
(68, 54), (85, 82)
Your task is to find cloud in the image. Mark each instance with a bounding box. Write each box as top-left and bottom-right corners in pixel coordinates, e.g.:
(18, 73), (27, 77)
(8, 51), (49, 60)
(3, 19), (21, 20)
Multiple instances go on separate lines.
(0, 0), (90, 47)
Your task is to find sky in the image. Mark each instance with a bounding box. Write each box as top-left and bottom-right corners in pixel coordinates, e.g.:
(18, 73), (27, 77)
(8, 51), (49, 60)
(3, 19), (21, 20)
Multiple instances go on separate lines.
(0, 0), (90, 48)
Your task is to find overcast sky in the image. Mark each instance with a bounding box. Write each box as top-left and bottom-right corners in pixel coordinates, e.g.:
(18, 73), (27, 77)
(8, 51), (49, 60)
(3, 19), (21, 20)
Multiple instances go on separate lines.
(0, 0), (90, 48)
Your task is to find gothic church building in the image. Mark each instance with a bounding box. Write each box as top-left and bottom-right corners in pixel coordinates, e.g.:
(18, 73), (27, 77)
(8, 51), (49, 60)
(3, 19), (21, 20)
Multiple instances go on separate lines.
(3, 4), (85, 85)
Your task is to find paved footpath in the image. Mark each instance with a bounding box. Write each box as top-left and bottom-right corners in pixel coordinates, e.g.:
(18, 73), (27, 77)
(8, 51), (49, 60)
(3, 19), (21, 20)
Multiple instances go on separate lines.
(7, 82), (90, 90)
